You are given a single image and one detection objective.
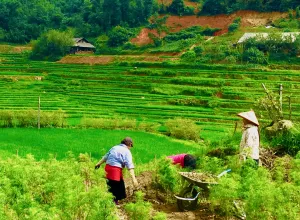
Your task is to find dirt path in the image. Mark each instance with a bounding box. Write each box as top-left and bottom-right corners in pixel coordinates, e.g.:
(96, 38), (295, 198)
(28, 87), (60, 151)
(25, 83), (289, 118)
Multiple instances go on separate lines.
(123, 171), (238, 220)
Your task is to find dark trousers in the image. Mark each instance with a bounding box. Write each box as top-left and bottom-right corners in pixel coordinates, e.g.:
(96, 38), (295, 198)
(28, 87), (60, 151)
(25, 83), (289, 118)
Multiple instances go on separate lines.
(107, 179), (126, 201)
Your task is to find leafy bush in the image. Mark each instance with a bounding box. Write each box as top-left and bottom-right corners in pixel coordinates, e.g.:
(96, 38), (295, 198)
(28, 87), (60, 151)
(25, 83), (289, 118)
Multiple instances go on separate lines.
(0, 109), (67, 128)
(193, 45), (204, 56)
(155, 158), (182, 194)
(180, 50), (196, 62)
(0, 154), (117, 219)
(153, 212), (167, 220)
(80, 117), (137, 130)
(30, 30), (74, 61)
(243, 47), (268, 64)
(165, 118), (201, 141)
(270, 129), (300, 156)
(124, 191), (152, 220)
(107, 26), (134, 47)
(228, 17), (241, 33)
(228, 23), (239, 33)
(210, 175), (241, 217)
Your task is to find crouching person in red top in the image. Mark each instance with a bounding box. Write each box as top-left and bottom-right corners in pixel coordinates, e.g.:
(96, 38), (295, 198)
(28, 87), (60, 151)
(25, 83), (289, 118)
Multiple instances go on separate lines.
(95, 137), (139, 205)
(167, 154), (197, 169)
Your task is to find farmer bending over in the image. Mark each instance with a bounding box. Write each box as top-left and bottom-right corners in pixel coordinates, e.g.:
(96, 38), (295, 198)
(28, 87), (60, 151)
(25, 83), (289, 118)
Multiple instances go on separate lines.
(167, 154), (197, 169)
(95, 137), (139, 205)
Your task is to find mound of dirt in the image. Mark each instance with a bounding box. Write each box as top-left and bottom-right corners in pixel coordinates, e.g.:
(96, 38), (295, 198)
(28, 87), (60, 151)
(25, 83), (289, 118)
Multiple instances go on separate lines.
(58, 55), (114, 65)
(131, 10), (288, 45)
(123, 171), (237, 220)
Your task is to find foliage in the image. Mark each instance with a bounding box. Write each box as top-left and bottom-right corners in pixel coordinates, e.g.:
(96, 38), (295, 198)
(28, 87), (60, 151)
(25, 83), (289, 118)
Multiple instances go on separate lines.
(271, 128), (300, 156)
(255, 89), (283, 122)
(201, 0), (299, 15)
(0, 0), (157, 43)
(125, 191), (152, 220)
(209, 175), (241, 217)
(0, 109), (67, 128)
(155, 158), (182, 194)
(180, 50), (197, 62)
(165, 118), (201, 142)
(107, 26), (135, 47)
(228, 17), (241, 33)
(243, 33), (300, 58)
(30, 30), (74, 61)
(166, 0), (195, 15)
(193, 45), (204, 56)
(152, 212), (167, 220)
(242, 47), (268, 64)
(0, 154), (117, 219)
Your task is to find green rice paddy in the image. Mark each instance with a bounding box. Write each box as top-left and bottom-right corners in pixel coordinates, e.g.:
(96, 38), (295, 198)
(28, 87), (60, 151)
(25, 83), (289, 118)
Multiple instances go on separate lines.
(1, 53), (300, 139)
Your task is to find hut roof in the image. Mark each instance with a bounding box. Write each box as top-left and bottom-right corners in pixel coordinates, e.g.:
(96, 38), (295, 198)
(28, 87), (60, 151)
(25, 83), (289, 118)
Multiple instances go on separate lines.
(73, 38), (95, 49)
(237, 32), (300, 44)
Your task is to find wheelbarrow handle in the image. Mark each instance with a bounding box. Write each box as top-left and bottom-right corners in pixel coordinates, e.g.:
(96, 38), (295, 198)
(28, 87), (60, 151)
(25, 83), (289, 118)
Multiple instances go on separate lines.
(174, 192), (201, 201)
(217, 169), (232, 178)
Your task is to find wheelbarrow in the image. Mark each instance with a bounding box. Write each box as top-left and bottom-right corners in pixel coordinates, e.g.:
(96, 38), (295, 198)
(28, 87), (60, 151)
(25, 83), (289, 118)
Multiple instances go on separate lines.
(175, 169), (231, 211)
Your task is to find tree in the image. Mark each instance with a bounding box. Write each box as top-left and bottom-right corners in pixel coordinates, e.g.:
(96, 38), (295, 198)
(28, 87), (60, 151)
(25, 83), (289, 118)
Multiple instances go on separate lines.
(168, 0), (185, 15)
(149, 14), (169, 39)
(107, 26), (133, 47)
(102, 0), (121, 30)
(144, 0), (154, 18)
(31, 30), (74, 61)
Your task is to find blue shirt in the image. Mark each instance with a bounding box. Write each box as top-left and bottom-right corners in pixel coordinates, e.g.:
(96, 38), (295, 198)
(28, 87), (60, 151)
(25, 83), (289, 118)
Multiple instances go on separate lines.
(103, 144), (134, 169)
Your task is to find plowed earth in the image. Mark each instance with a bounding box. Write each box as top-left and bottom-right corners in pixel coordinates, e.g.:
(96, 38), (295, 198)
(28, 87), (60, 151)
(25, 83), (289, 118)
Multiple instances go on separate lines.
(121, 171), (237, 220)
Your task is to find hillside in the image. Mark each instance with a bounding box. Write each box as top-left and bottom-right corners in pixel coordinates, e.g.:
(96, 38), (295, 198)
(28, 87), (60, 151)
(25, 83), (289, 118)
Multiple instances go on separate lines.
(131, 10), (288, 45)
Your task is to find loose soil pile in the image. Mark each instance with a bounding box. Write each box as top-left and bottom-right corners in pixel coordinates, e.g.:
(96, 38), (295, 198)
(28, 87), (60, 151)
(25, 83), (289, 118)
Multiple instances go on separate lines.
(123, 171), (236, 220)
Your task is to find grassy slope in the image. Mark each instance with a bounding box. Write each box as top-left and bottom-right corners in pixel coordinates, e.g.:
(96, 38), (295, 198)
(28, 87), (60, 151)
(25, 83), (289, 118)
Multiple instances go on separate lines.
(0, 128), (201, 164)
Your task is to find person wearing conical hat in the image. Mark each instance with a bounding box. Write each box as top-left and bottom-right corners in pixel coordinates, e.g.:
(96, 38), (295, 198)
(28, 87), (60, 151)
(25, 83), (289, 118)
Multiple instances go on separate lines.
(237, 110), (260, 165)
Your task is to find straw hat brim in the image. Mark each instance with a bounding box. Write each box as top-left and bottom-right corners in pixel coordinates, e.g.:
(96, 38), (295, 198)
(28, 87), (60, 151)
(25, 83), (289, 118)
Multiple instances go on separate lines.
(237, 110), (259, 126)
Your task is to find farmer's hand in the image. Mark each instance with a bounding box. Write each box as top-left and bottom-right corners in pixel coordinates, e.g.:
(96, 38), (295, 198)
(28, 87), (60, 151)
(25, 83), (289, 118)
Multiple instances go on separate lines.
(133, 178), (139, 188)
(95, 164), (101, 169)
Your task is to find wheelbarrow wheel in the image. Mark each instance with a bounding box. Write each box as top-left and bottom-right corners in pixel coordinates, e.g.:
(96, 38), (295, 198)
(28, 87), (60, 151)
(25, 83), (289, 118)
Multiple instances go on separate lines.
(177, 186), (198, 211)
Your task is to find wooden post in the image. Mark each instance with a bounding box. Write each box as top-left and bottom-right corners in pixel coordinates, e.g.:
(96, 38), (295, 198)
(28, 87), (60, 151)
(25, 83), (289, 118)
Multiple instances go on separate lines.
(288, 96), (292, 120)
(233, 121), (238, 135)
(38, 96), (40, 129)
(279, 84), (283, 113)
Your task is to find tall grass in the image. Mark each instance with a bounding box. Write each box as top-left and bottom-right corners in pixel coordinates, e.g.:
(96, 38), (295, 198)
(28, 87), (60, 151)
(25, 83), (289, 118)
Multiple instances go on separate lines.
(0, 128), (200, 164)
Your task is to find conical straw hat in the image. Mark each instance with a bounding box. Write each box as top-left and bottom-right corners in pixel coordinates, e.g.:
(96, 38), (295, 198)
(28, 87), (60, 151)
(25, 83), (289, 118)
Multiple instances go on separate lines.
(237, 110), (259, 126)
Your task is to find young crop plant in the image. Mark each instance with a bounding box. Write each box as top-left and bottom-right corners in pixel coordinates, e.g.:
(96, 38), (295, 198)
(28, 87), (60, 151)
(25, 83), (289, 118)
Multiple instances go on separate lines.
(0, 154), (118, 219)
(209, 174), (241, 218)
(155, 157), (182, 196)
(124, 191), (152, 220)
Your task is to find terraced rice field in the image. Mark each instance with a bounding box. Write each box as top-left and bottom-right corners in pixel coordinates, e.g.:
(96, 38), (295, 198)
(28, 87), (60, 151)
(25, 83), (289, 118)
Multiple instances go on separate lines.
(1, 53), (300, 136)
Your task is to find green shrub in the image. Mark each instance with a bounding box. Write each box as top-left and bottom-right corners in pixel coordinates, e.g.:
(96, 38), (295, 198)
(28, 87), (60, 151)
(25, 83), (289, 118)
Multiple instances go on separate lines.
(180, 51), (196, 62)
(193, 45), (204, 56)
(107, 26), (134, 47)
(0, 154), (117, 219)
(0, 110), (14, 127)
(153, 212), (167, 220)
(124, 191), (152, 220)
(30, 30), (74, 61)
(80, 117), (137, 130)
(155, 158), (182, 194)
(165, 118), (201, 141)
(228, 23), (239, 33)
(243, 47), (268, 64)
(210, 175), (241, 217)
(270, 129), (300, 156)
